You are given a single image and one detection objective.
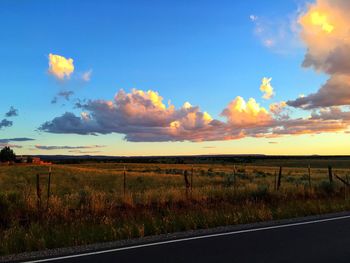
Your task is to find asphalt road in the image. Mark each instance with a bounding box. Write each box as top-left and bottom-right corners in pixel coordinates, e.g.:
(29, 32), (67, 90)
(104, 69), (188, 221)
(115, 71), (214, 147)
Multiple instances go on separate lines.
(24, 215), (350, 263)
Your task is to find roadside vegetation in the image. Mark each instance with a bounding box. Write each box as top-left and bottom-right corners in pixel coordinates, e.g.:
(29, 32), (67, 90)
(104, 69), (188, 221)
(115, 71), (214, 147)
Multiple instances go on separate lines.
(1, 162), (350, 255)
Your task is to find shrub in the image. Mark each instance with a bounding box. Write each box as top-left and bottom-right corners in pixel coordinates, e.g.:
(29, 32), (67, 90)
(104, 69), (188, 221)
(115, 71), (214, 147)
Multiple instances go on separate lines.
(318, 181), (335, 194)
(251, 185), (269, 201)
(254, 170), (267, 178)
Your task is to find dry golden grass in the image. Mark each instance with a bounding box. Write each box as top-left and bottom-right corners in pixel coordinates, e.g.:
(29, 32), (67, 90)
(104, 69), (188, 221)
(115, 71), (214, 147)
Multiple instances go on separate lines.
(1, 162), (350, 255)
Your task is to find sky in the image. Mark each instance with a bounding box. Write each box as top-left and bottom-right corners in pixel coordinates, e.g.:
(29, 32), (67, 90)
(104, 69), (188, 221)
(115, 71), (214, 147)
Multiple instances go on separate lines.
(1, 0), (350, 156)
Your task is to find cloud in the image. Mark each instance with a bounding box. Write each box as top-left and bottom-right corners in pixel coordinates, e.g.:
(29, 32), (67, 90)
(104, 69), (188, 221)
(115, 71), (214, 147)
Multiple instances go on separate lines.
(39, 89), (222, 141)
(5, 106), (18, 117)
(310, 106), (350, 122)
(58, 91), (74, 101)
(288, 0), (350, 109)
(0, 143), (22, 149)
(68, 150), (102, 154)
(35, 145), (105, 150)
(288, 73), (350, 109)
(269, 101), (288, 119)
(260, 77), (274, 99)
(251, 10), (301, 53)
(0, 138), (34, 149)
(39, 88), (350, 142)
(0, 119), (12, 129)
(0, 138), (35, 143)
(51, 97), (58, 104)
(221, 96), (272, 127)
(250, 15), (258, 22)
(81, 69), (92, 82)
(51, 91), (75, 104)
(48, 53), (74, 80)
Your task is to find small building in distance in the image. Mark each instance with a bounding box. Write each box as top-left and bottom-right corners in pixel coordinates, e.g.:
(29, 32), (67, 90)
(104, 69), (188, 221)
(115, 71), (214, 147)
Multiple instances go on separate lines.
(15, 156), (28, 163)
(14, 156), (51, 165)
(32, 157), (41, 164)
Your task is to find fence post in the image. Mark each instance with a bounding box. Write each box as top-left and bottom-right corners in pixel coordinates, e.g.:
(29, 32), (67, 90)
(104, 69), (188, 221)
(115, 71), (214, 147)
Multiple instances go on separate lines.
(308, 164), (311, 188)
(183, 170), (190, 199)
(191, 166), (194, 198)
(233, 164), (236, 191)
(277, 166), (282, 190)
(46, 166), (52, 211)
(328, 166), (333, 184)
(123, 166), (126, 198)
(274, 171), (277, 191)
(36, 174), (41, 212)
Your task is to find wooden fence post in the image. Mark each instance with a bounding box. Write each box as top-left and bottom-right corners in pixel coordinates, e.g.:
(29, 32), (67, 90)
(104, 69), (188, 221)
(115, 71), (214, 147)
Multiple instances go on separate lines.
(328, 166), (333, 184)
(46, 166), (52, 211)
(123, 166), (126, 198)
(274, 171), (277, 191)
(183, 170), (190, 199)
(233, 164), (236, 191)
(36, 174), (41, 212)
(277, 166), (282, 190)
(308, 164), (311, 188)
(190, 166), (194, 198)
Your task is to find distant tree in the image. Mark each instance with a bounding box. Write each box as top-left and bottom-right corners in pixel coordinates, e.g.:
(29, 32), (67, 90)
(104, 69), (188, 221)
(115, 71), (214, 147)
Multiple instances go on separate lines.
(0, 147), (16, 162)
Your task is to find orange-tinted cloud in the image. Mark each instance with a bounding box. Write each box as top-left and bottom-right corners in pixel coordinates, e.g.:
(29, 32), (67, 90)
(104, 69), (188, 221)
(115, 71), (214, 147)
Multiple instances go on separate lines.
(39, 88), (350, 142)
(48, 53), (74, 80)
(288, 0), (350, 108)
(221, 96), (272, 127)
(260, 77), (274, 99)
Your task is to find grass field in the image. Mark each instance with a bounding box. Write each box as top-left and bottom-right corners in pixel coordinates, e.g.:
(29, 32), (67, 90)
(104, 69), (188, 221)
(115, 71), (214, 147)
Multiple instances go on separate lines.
(1, 161), (350, 255)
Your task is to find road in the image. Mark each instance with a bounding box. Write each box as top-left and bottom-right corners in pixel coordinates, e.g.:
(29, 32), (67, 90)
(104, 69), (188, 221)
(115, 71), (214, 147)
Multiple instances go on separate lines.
(24, 214), (350, 263)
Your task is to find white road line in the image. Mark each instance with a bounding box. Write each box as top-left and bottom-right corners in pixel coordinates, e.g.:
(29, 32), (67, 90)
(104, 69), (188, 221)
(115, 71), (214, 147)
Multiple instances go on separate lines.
(24, 214), (350, 263)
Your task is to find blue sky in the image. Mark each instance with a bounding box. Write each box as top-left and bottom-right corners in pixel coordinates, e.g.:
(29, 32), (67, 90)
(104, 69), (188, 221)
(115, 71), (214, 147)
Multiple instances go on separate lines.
(1, 0), (349, 155)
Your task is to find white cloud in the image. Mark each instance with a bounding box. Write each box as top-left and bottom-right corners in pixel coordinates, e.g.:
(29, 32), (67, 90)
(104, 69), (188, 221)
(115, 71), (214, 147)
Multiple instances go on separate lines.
(81, 69), (92, 82)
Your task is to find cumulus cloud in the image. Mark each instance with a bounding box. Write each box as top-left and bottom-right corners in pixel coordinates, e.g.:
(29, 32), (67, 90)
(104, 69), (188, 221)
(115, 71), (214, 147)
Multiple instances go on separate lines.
(288, 0), (350, 109)
(288, 74), (350, 109)
(39, 87), (350, 142)
(35, 145), (105, 150)
(260, 77), (274, 99)
(48, 53), (74, 80)
(5, 106), (18, 117)
(40, 89), (223, 142)
(221, 96), (272, 127)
